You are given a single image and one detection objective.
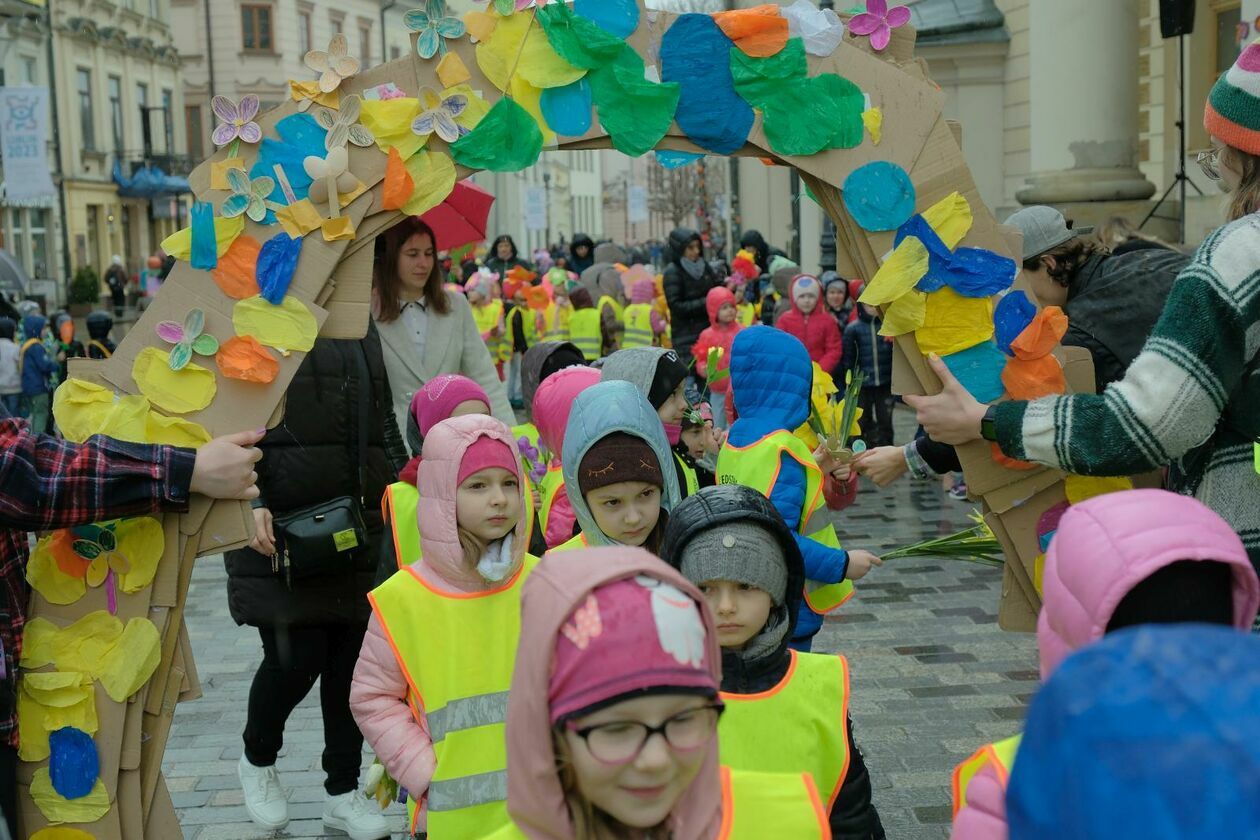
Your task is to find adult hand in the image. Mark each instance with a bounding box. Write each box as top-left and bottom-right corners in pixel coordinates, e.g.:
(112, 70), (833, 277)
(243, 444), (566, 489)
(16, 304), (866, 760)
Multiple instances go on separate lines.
(190, 429), (265, 500)
(814, 445), (850, 481)
(903, 355), (988, 445)
(249, 507), (276, 555)
(853, 446), (909, 487)
(846, 550), (883, 581)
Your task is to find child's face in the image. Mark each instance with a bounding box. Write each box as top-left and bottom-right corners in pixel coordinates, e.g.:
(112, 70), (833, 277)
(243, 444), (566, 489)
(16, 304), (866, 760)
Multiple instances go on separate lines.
(586, 481), (662, 546)
(683, 241), (702, 261)
(450, 399), (490, 421)
(796, 291), (819, 314)
(658, 382), (689, 427)
(826, 285), (847, 309)
(561, 693), (715, 829)
(717, 303), (736, 324)
(455, 467), (522, 543)
(697, 580), (773, 649)
(680, 426), (708, 461)
(512, 290), (526, 305)
(467, 289), (486, 305)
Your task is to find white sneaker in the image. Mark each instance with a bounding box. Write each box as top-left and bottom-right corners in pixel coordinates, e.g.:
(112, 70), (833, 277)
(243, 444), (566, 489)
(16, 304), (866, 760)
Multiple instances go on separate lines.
(238, 754), (289, 830)
(322, 790), (392, 840)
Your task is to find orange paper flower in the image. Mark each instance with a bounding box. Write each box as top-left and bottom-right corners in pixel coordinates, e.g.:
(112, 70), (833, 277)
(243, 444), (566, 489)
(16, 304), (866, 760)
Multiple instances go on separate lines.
(212, 235), (262, 300)
(1002, 354), (1067, 401)
(713, 5), (790, 57)
(1010, 306), (1068, 360)
(382, 147), (414, 212)
(991, 442), (1039, 471)
(216, 336), (280, 384)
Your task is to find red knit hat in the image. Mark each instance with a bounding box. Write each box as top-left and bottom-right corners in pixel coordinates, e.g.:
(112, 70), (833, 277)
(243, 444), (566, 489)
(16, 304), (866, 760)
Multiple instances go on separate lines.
(457, 435), (520, 485)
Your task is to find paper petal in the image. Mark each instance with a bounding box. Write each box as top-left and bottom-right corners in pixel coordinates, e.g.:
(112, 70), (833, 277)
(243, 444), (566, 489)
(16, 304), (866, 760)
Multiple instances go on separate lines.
(189, 201), (219, 271)
(256, 232), (304, 305)
(450, 96), (542, 172)
(1010, 305), (1069, 360)
(220, 193), (249, 219)
(132, 348), (217, 415)
(940, 340), (1007, 403)
(860, 236), (929, 306)
(155, 321), (185, 344)
(994, 290), (1037, 356)
(361, 98), (427, 159)
(212, 235), (262, 300)
(713, 5), (791, 58)
(233, 295), (318, 352)
(878, 290), (926, 336)
(382, 147), (415, 211)
(436, 51), (472, 88)
(211, 94), (239, 124)
(238, 94), (261, 122)
(216, 336), (279, 384)
(48, 727), (99, 800)
(211, 121), (238, 147)
(1002, 353), (1066, 400)
(31, 768), (109, 823)
(1065, 474), (1134, 505)
(540, 78), (593, 137)
(476, 9), (584, 93)
(403, 149), (458, 216)
(98, 618), (162, 701)
(26, 536), (88, 605)
(160, 214), (243, 262)
(915, 286), (995, 357)
(238, 121), (263, 145)
(843, 161), (916, 232)
(191, 333), (220, 356)
(167, 342), (193, 372)
(574, 0), (639, 38)
(661, 14), (754, 156)
(225, 166), (251, 196)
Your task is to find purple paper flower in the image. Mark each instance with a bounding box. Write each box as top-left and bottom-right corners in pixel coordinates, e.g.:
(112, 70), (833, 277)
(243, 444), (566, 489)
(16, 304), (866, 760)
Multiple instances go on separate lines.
(848, 0), (910, 52)
(211, 95), (262, 147)
(517, 436), (547, 484)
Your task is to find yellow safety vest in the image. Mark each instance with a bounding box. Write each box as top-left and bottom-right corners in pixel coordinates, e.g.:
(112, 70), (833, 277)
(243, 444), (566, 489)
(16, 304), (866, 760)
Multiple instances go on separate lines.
(86, 339), (113, 358)
(622, 303), (656, 348)
(472, 299), (510, 363)
(368, 556), (540, 838)
(537, 464), (565, 536)
(952, 734), (1021, 817)
(514, 305), (542, 351)
(736, 303), (757, 327)
(675, 451), (700, 498)
(546, 302), (571, 341)
(716, 431), (854, 614)
(382, 482), (422, 570)
(597, 294), (624, 324)
(549, 531), (588, 553)
(718, 650), (849, 811)
(480, 767), (828, 840)
(569, 309), (602, 361)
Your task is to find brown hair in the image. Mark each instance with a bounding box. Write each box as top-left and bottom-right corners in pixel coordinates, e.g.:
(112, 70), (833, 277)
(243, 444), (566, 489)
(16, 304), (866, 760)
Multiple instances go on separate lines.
(374, 216), (449, 322)
(1021, 237), (1102, 288)
(457, 526), (487, 572)
(552, 729), (670, 840)
(1224, 146), (1260, 221)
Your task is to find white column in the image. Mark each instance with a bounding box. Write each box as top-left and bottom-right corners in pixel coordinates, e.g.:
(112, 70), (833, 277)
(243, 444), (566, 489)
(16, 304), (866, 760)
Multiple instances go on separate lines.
(1017, 0), (1155, 204)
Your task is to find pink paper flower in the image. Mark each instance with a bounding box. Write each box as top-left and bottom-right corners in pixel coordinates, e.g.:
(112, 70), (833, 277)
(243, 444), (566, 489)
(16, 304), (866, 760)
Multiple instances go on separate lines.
(849, 0), (911, 52)
(211, 95), (262, 147)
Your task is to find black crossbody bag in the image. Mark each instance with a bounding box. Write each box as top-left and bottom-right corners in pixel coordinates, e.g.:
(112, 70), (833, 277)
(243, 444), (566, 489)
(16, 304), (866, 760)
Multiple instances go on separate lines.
(271, 344), (371, 584)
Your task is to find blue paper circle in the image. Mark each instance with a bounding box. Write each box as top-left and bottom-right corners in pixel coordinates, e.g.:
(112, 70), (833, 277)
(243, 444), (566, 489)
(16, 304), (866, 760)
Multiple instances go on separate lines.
(655, 150), (704, 169)
(540, 78), (593, 138)
(574, 0), (639, 38)
(941, 340), (1007, 403)
(994, 290), (1038, 356)
(842, 161), (916, 232)
(49, 727), (99, 800)
(661, 14), (755, 156)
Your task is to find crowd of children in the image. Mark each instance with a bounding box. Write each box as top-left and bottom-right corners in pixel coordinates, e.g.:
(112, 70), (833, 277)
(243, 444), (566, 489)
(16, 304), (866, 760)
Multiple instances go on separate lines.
(0, 307), (117, 431)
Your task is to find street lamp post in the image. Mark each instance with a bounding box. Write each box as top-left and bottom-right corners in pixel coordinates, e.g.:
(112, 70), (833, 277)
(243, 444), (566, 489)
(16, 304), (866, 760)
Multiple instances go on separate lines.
(817, 0), (837, 273)
(542, 171), (551, 251)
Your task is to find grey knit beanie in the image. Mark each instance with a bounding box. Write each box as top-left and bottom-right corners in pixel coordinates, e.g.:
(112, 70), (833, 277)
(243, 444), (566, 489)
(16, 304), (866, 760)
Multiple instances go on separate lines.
(678, 522), (789, 605)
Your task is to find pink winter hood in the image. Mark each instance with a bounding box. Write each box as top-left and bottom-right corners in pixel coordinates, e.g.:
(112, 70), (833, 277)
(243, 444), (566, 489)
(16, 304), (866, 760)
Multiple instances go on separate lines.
(1038, 489), (1259, 679)
(705, 286), (736, 326)
(504, 547), (724, 839)
(533, 365), (601, 463)
(416, 414), (529, 593)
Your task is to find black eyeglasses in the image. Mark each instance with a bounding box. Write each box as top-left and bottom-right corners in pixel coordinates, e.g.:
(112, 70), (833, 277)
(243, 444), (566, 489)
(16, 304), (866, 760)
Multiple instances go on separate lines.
(567, 704), (723, 765)
(1198, 147), (1224, 182)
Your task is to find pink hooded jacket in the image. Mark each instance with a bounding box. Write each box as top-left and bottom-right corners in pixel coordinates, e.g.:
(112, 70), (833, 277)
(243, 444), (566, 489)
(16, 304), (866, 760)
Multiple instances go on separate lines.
(532, 366), (601, 548)
(951, 489), (1260, 840)
(503, 547), (726, 839)
(350, 414), (531, 820)
(691, 287), (741, 395)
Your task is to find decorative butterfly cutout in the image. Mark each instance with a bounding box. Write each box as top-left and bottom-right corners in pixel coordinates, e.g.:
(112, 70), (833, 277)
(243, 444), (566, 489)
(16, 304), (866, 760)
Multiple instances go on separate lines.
(560, 594), (603, 650)
(305, 33), (361, 97)
(221, 167), (277, 222)
(304, 147), (358, 217)
(156, 309), (220, 371)
(316, 94), (375, 151)
(411, 87), (469, 143)
(405, 0), (467, 60)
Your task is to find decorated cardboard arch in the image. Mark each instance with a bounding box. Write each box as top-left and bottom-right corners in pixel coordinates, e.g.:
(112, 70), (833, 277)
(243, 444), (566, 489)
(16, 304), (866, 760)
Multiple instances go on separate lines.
(22, 2), (1097, 834)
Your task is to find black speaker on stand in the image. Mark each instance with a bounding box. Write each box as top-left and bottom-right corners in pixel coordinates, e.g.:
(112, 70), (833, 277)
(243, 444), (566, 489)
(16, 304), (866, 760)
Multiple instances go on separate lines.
(1143, 0), (1200, 241)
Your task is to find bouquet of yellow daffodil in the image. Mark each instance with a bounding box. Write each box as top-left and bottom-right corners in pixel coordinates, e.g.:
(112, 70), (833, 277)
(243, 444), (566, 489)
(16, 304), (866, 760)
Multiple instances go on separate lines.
(802, 366), (865, 461)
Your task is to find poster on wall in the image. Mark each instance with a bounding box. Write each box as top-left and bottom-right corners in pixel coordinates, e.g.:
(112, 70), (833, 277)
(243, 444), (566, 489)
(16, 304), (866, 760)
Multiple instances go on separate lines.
(0, 86), (55, 204)
(523, 186), (547, 232)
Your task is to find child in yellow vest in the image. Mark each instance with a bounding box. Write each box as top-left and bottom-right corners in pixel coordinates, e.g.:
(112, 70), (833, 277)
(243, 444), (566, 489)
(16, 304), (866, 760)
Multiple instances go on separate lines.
(662, 484), (885, 838)
(485, 546), (831, 838)
(351, 415), (539, 839)
(465, 270), (508, 378)
(622, 276), (668, 348)
(544, 269), (575, 340)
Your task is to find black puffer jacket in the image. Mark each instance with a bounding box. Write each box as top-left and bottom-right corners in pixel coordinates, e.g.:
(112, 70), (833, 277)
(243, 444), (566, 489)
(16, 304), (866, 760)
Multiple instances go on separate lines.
(225, 325), (409, 627)
(660, 485), (886, 840)
(662, 228), (720, 361)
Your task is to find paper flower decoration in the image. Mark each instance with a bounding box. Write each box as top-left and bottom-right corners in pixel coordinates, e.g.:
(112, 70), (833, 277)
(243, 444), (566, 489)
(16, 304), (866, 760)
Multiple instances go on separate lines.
(156, 309), (220, 371)
(406, 0), (467, 60)
(481, 0), (532, 18)
(211, 95), (262, 147)
(306, 33), (361, 95)
(60, 523), (144, 613)
(849, 0), (911, 52)
(221, 168), (276, 223)
(316, 94), (375, 150)
(304, 147), (358, 215)
(411, 87), (470, 143)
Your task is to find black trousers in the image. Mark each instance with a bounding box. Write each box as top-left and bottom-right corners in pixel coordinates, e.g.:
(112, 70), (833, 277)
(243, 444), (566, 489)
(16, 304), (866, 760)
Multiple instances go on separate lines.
(0, 742), (14, 840)
(858, 385), (896, 448)
(242, 622), (368, 795)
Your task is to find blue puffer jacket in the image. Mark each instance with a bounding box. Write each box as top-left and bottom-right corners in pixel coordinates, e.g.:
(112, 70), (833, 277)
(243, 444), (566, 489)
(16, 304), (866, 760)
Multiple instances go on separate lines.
(842, 306), (893, 389)
(561, 380), (682, 546)
(727, 326), (848, 639)
(20, 315), (55, 396)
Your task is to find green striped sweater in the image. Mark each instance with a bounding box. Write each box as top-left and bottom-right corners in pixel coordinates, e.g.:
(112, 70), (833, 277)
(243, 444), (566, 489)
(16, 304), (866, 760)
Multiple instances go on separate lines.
(995, 214), (1260, 568)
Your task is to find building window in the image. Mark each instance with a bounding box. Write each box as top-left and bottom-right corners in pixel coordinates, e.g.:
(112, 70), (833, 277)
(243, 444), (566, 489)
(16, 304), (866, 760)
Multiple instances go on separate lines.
(359, 23), (372, 65)
(162, 88), (174, 153)
(5, 209), (48, 278)
(136, 82), (149, 151)
(77, 69), (95, 150)
(21, 56), (36, 84)
(298, 10), (312, 55)
(108, 75), (124, 153)
(330, 14), (343, 35)
(151, 0), (161, 18)
(242, 4), (274, 52)
(185, 104), (203, 161)
(391, 45), (401, 60)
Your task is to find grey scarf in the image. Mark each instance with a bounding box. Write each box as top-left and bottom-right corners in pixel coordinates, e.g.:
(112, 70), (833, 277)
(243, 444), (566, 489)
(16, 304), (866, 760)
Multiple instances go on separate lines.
(728, 606), (791, 664)
(681, 257), (707, 280)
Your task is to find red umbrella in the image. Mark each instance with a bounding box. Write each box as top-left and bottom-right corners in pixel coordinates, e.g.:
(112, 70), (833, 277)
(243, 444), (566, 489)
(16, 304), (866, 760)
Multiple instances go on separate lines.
(419, 179), (495, 253)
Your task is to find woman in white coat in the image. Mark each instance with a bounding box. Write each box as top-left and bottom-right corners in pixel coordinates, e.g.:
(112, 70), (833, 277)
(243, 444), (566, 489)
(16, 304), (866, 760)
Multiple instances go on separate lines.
(373, 217), (515, 435)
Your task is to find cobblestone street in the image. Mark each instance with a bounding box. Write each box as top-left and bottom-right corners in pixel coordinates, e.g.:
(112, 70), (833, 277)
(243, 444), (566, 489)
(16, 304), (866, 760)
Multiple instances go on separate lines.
(168, 411), (1037, 839)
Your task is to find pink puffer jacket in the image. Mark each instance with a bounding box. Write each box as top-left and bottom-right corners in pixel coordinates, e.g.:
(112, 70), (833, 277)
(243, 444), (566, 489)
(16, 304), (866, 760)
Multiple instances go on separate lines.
(350, 414), (530, 823)
(952, 489), (1259, 840)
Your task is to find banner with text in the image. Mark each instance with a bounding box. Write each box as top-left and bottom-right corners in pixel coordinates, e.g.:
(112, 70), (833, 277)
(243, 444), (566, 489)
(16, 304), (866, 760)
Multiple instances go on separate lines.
(0, 86), (56, 205)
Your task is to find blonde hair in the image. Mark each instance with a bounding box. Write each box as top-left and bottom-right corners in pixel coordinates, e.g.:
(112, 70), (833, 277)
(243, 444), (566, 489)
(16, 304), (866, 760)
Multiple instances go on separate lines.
(552, 728), (670, 840)
(457, 526), (487, 571)
(1225, 146), (1260, 221)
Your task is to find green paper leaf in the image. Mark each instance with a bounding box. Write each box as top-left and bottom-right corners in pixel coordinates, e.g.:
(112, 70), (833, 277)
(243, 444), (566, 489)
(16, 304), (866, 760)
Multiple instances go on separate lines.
(96, 529), (117, 552)
(590, 49), (680, 158)
(72, 540), (103, 560)
(450, 97), (543, 172)
(191, 334), (220, 356)
(537, 2), (626, 69)
(730, 38), (808, 108)
(168, 343), (193, 371)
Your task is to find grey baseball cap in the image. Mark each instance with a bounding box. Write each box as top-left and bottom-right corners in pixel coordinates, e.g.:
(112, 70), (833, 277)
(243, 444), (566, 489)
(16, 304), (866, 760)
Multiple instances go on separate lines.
(1005, 206), (1094, 262)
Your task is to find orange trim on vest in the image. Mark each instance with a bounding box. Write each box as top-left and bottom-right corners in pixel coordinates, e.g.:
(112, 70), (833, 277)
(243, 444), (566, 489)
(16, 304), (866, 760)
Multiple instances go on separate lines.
(383, 485), (405, 570)
(802, 772), (830, 836)
(405, 562), (527, 600)
(833, 656), (852, 811)
(721, 649), (800, 702)
(366, 590), (428, 729)
(717, 766), (735, 840)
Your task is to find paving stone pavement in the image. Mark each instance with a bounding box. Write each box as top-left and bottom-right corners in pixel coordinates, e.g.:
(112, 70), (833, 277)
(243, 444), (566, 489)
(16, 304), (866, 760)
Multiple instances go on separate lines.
(169, 410), (1037, 839)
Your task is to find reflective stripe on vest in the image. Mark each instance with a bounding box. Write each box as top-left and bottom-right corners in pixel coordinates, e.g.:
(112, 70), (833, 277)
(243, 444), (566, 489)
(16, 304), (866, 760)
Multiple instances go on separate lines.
(718, 767), (830, 839)
(622, 303), (655, 348)
(382, 482), (422, 570)
(718, 651), (849, 810)
(546, 303), (571, 341)
(716, 431), (854, 614)
(86, 339), (113, 358)
(538, 465), (565, 535)
(569, 309), (602, 361)
(951, 734), (1022, 816)
(368, 557), (540, 837)
(675, 451), (700, 497)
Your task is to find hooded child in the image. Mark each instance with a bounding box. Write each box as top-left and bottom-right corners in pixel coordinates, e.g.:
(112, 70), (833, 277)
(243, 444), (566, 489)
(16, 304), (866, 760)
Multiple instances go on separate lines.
(622, 271), (669, 349)
(843, 303), (896, 448)
(690, 287), (742, 430)
(720, 327), (882, 651)
(351, 414), (539, 839)
(777, 275), (842, 374)
(18, 313), (58, 433)
(551, 380), (681, 554)
(580, 262), (628, 356)
(491, 547), (831, 839)
(544, 269), (576, 340)
(84, 310), (116, 358)
(662, 484), (886, 839)
(950, 489), (1260, 840)
(52, 312), (86, 385)
(822, 272), (856, 334)
(534, 365), (603, 549)
(568, 234), (596, 275)
(679, 403), (719, 488)
(516, 340), (585, 488)
(0, 318), (20, 416)
(567, 288), (604, 363)
(466, 270), (509, 375)
(601, 347), (707, 499)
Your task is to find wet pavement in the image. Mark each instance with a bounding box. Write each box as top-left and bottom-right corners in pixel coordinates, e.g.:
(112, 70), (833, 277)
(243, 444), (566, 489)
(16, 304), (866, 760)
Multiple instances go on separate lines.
(167, 408), (1037, 839)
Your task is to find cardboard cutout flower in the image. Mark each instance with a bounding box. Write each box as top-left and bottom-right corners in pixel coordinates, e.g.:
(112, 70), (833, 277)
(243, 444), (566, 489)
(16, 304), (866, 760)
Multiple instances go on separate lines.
(849, 0), (910, 52)
(211, 95), (262, 147)
(406, 0), (467, 60)
(304, 147), (358, 213)
(411, 87), (470, 143)
(63, 523), (138, 613)
(305, 33), (361, 95)
(156, 308), (221, 372)
(315, 94), (375, 150)
(221, 167), (276, 223)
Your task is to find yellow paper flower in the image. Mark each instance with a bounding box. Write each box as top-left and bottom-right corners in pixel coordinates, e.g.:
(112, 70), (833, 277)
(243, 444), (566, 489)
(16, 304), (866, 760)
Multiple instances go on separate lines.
(233, 295), (319, 352)
(30, 769), (110, 824)
(132, 348), (217, 415)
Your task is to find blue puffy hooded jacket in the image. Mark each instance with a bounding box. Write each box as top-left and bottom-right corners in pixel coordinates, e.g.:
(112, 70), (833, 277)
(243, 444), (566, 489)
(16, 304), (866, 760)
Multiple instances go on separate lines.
(1008, 624), (1260, 840)
(727, 326), (848, 639)
(20, 314), (55, 396)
